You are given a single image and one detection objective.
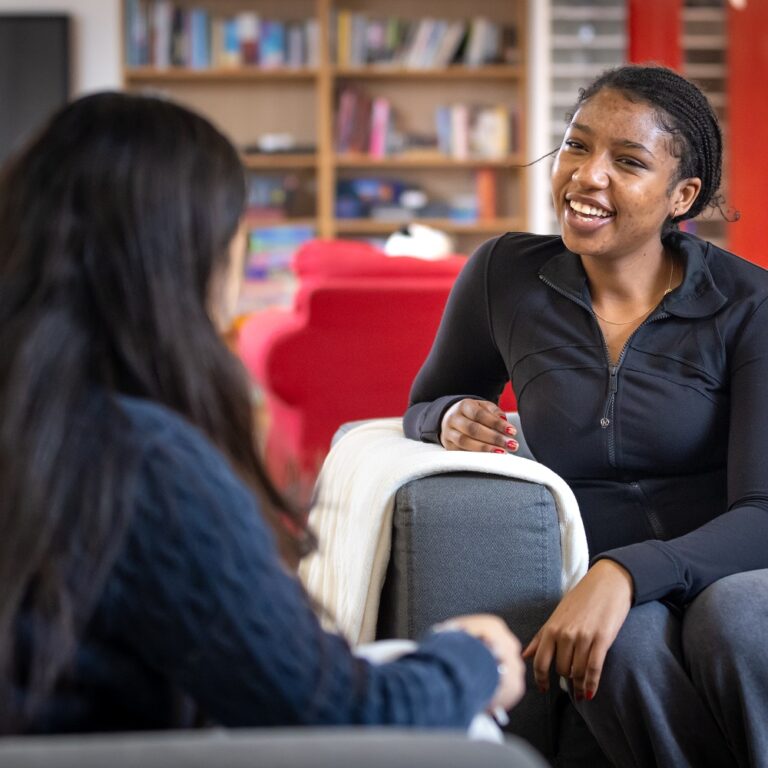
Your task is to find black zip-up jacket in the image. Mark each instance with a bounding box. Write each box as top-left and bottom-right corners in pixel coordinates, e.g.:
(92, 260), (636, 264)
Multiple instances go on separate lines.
(404, 231), (768, 606)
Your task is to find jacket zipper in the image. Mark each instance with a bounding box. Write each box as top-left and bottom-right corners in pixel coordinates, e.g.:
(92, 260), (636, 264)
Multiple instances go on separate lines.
(539, 274), (669, 464)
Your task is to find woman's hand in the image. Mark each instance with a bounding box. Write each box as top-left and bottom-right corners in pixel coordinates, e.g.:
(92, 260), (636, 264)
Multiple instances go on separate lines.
(440, 399), (518, 453)
(444, 614), (526, 712)
(522, 560), (634, 701)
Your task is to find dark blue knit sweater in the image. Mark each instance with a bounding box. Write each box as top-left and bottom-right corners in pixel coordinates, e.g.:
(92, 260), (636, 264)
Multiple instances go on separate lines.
(28, 396), (498, 733)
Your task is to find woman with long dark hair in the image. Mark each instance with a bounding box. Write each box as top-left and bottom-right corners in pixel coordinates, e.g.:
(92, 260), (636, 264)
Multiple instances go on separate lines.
(0, 92), (527, 735)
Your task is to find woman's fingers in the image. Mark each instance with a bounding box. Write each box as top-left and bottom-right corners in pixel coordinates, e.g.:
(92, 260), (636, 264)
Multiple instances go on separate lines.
(525, 561), (633, 703)
(440, 399), (518, 452)
(580, 639), (610, 700)
(445, 614), (527, 711)
(569, 639), (593, 700)
(554, 633), (577, 680)
(530, 634), (556, 693)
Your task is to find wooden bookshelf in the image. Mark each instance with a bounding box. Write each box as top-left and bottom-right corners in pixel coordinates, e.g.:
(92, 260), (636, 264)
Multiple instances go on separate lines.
(122, 0), (528, 254)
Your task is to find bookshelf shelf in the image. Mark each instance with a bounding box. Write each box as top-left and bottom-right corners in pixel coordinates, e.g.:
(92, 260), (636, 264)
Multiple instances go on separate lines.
(125, 67), (319, 83)
(122, 0), (528, 262)
(332, 65), (523, 81)
(334, 218), (524, 235)
(245, 216), (318, 228)
(335, 154), (525, 169)
(243, 154), (317, 169)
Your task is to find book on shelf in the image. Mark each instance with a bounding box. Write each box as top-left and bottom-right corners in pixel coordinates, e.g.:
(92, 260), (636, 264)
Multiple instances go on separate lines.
(124, 1), (318, 70)
(237, 12), (259, 65)
(450, 103), (469, 160)
(475, 168), (497, 221)
(125, 0), (149, 67)
(438, 103), (518, 160)
(336, 86), (517, 161)
(368, 97), (392, 159)
(245, 172), (312, 220)
(170, 6), (187, 67)
(260, 20), (286, 69)
(222, 17), (240, 67)
(332, 12), (516, 69)
(239, 223), (315, 313)
(464, 17), (499, 67)
(245, 224), (315, 280)
(471, 105), (511, 159)
(189, 9), (210, 70)
(152, 0), (172, 68)
(335, 86), (373, 154)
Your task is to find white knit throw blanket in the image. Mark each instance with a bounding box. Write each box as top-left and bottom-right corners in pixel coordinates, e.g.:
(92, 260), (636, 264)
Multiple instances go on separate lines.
(299, 418), (589, 645)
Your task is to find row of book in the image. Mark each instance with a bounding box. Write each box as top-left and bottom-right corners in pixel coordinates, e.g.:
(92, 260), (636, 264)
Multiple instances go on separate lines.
(335, 87), (518, 160)
(436, 104), (518, 161)
(237, 224), (316, 312)
(245, 224), (315, 281)
(125, 1), (319, 69)
(245, 173), (314, 221)
(335, 172), (500, 222)
(334, 13), (518, 69)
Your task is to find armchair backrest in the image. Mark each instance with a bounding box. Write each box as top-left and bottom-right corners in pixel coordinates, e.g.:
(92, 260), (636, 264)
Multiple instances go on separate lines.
(238, 240), (468, 486)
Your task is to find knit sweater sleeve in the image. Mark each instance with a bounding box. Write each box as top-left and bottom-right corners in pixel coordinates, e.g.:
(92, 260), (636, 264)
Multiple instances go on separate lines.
(101, 404), (498, 728)
(403, 236), (510, 443)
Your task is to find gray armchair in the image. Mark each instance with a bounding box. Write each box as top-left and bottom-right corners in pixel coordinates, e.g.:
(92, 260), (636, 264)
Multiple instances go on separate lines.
(328, 416), (610, 767)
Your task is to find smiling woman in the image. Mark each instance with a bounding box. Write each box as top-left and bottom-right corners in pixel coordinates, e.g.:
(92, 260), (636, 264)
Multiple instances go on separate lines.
(403, 64), (768, 767)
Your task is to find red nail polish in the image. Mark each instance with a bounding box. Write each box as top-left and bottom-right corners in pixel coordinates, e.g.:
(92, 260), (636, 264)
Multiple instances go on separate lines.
(506, 439), (518, 450)
(493, 448), (505, 454)
(505, 426), (516, 435)
(585, 690), (594, 701)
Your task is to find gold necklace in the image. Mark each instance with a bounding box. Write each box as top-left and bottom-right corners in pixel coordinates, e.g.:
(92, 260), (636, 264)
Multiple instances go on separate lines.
(592, 258), (675, 327)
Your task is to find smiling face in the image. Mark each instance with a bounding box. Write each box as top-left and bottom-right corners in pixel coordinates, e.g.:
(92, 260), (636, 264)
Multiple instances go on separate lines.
(551, 88), (701, 262)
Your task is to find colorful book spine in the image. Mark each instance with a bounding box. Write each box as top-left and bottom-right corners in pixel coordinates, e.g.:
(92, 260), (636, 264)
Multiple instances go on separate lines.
(260, 20), (286, 69)
(237, 12), (260, 66)
(337, 11), (352, 66)
(152, 0), (172, 68)
(475, 168), (497, 221)
(222, 18), (241, 67)
(189, 9), (210, 70)
(125, 0), (149, 66)
(369, 97), (391, 158)
(450, 103), (469, 160)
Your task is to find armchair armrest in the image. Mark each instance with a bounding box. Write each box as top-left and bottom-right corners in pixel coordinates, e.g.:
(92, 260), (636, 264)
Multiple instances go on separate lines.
(377, 471), (561, 759)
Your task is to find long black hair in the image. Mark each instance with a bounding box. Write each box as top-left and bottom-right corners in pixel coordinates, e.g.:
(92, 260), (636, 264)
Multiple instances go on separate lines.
(0, 92), (310, 728)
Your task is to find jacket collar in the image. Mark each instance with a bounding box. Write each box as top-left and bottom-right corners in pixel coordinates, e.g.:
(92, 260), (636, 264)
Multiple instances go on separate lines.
(539, 230), (728, 319)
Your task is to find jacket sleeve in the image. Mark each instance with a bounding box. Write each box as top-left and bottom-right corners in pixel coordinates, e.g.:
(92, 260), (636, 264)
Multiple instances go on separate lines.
(403, 236), (511, 443)
(103, 423), (498, 728)
(597, 296), (768, 605)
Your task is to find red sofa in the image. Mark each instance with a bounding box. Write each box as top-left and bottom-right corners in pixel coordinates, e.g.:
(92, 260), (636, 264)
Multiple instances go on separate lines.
(237, 239), (515, 490)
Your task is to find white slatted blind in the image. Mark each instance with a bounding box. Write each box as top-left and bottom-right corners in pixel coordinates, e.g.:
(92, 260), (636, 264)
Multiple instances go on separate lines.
(546, 0), (627, 232)
(682, 0), (728, 247)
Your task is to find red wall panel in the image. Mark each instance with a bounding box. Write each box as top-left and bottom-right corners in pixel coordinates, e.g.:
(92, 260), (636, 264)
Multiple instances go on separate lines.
(727, 3), (768, 265)
(628, 0), (682, 69)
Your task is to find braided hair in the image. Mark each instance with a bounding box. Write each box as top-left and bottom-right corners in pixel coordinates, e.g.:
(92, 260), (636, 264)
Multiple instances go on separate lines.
(576, 64), (724, 229)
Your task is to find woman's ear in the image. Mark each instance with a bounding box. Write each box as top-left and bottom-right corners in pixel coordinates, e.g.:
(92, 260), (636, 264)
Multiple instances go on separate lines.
(671, 177), (703, 218)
